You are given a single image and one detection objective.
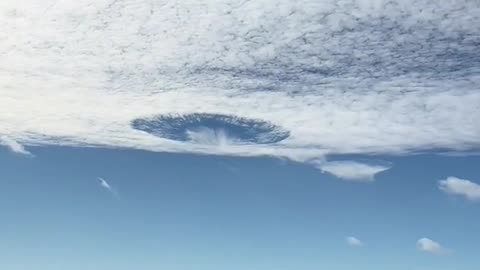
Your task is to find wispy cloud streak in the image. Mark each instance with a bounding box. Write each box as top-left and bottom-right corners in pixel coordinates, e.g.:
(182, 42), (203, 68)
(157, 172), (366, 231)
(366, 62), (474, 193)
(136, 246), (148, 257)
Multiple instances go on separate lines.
(0, 136), (33, 156)
(98, 177), (118, 197)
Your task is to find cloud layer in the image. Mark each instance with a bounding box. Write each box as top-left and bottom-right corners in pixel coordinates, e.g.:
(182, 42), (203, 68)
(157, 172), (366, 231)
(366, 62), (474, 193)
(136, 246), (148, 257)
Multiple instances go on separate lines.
(1, 0), (479, 161)
(439, 176), (480, 201)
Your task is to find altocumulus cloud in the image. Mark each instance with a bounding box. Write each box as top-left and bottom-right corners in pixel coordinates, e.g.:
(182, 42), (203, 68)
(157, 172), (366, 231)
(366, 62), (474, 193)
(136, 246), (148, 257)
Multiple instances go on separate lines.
(439, 177), (480, 201)
(0, 0), (479, 164)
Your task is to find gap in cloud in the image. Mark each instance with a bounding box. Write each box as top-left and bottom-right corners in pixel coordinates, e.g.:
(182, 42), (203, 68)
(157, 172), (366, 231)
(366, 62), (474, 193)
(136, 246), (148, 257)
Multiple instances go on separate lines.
(131, 113), (290, 145)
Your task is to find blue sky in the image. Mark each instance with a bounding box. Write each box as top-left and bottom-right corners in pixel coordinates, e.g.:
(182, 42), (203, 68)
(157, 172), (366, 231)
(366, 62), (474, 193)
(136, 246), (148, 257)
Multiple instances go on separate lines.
(1, 146), (479, 270)
(1, 0), (480, 269)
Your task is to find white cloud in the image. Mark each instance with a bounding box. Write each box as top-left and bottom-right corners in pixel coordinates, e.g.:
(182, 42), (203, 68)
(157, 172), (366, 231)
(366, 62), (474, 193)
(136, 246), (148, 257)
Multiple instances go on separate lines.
(0, 136), (33, 156)
(0, 0), (479, 163)
(98, 177), (118, 196)
(313, 160), (391, 182)
(438, 177), (480, 201)
(417, 238), (450, 255)
(98, 177), (112, 191)
(346, 236), (364, 247)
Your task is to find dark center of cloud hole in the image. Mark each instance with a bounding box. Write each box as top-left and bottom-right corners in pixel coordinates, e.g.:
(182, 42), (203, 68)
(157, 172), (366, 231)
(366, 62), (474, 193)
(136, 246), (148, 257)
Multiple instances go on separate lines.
(131, 113), (290, 145)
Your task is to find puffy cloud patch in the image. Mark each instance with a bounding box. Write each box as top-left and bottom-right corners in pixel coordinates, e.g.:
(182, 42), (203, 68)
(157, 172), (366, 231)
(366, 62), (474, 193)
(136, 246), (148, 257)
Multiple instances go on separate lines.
(417, 238), (450, 255)
(439, 177), (480, 201)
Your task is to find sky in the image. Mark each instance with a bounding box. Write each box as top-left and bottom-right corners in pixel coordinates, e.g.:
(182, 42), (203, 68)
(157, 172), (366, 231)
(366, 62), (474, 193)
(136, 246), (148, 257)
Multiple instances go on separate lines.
(1, 0), (479, 269)
(1, 147), (480, 270)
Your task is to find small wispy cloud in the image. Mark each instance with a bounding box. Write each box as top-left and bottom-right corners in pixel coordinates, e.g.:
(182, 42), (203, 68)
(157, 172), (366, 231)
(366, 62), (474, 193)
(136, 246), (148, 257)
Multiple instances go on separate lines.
(312, 160), (391, 182)
(98, 177), (118, 197)
(186, 127), (236, 146)
(438, 176), (480, 201)
(0, 136), (33, 156)
(346, 236), (364, 248)
(417, 238), (451, 255)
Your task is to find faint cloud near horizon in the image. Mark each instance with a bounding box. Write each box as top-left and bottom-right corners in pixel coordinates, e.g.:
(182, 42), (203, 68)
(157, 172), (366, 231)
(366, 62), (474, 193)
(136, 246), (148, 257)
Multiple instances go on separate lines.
(0, 136), (33, 156)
